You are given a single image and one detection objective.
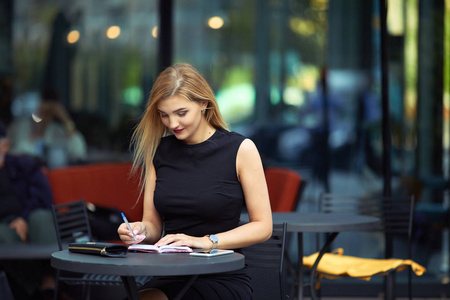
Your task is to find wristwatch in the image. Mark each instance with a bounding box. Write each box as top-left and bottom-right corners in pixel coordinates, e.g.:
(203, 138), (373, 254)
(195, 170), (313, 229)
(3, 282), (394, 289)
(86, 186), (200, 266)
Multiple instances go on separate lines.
(207, 234), (219, 250)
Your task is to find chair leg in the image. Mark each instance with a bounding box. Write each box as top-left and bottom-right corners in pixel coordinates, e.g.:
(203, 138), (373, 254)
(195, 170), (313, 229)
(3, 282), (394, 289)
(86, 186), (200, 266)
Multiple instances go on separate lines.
(81, 285), (91, 300)
(53, 270), (60, 300)
(384, 272), (395, 300)
(0, 271), (14, 300)
(283, 252), (298, 299)
(408, 266), (412, 300)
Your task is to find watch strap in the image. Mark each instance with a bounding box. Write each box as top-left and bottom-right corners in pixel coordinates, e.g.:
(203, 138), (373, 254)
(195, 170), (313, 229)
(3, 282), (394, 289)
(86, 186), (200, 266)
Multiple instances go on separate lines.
(207, 234), (218, 250)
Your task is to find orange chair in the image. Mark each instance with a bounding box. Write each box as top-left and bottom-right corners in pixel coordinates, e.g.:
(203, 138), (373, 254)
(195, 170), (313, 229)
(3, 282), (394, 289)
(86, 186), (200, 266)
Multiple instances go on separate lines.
(264, 167), (305, 212)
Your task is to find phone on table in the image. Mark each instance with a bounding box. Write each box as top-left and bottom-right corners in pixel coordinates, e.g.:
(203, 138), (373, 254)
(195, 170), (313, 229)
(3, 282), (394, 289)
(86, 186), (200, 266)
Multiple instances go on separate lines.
(189, 249), (234, 257)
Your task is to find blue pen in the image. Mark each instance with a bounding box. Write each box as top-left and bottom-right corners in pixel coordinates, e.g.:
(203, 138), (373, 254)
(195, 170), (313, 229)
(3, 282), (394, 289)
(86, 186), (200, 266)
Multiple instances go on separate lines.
(121, 212), (137, 241)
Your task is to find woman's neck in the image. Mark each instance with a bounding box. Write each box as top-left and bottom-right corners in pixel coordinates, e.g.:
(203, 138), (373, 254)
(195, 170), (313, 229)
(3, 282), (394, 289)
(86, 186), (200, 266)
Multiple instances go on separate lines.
(186, 123), (216, 145)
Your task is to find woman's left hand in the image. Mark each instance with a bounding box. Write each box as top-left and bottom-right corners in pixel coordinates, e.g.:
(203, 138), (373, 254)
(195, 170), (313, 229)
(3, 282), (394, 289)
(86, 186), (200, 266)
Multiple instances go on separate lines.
(155, 233), (211, 249)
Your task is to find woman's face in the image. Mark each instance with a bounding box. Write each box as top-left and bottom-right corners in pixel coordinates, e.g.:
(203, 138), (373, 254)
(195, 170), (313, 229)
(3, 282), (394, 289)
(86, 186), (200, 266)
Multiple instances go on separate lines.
(156, 95), (208, 144)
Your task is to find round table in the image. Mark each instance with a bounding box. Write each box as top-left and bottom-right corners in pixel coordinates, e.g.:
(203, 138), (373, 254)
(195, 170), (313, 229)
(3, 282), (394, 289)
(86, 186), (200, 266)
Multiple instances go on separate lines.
(241, 212), (380, 300)
(270, 212), (380, 232)
(52, 250), (244, 300)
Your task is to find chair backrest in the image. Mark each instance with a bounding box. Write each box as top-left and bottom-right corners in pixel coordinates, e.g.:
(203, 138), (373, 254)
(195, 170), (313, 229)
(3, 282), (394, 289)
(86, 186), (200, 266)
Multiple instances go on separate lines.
(318, 193), (414, 259)
(242, 223), (288, 300)
(265, 167), (304, 212)
(51, 199), (93, 250)
(47, 162), (143, 221)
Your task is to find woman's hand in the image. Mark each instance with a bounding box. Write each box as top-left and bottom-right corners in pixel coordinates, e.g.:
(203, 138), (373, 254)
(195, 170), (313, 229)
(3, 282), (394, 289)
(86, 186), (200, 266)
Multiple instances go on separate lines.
(9, 217), (28, 242)
(117, 221), (146, 245)
(155, 233), (212, 249)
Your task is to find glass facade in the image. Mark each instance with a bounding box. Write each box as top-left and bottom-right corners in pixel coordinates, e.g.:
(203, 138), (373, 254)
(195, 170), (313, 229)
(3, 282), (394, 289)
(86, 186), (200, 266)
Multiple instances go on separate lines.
(1, 0), (449, 296)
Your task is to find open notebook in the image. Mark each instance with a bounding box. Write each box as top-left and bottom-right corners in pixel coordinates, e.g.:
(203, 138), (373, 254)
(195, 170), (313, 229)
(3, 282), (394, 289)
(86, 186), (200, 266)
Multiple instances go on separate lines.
(128, 244), (193, 253)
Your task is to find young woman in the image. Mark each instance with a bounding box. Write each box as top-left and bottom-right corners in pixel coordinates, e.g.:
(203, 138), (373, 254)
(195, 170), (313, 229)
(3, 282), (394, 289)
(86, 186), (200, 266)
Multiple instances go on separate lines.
(118, 63), (272, 300)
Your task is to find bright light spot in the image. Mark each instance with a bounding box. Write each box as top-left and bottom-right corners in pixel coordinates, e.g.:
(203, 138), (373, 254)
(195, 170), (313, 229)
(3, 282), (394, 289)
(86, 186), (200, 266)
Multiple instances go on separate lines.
(298, 66), (320, 92)
(67, 30), (80, 44)
(124, 86), (143, 106)
(152, 26), (158, 38)
(208, 17), (224, 29)
(284, 87), (305, 106)
(387, 0), (404, 36)
(216, 83), (255, 124)
(289, 18), (315, 36)
(106, 26), (121, 39)
(31, 113), (42, 123)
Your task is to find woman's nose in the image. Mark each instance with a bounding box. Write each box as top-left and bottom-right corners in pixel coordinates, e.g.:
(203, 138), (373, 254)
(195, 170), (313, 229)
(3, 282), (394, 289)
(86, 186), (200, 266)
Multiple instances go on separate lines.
(168, 117), (179, 129)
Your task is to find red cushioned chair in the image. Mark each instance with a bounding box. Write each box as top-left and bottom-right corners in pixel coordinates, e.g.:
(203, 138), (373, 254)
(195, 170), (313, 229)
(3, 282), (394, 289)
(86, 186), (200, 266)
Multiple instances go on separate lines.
(264, 167), (305, 212)
(47, 162), (143, 221)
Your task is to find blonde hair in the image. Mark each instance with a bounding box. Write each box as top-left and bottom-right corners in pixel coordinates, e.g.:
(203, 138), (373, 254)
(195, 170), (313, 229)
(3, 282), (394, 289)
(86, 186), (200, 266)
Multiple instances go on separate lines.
(131, 63), (228, 189)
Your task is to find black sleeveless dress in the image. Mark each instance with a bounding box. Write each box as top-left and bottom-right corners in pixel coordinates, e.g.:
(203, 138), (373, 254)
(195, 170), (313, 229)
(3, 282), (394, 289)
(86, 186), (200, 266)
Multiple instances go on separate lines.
(141, 128), (253, 300)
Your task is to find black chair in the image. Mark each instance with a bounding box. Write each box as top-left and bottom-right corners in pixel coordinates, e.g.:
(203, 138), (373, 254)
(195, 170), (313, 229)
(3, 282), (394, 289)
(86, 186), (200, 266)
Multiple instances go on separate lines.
(305, 193), (422, 300)
(242, 222), (289, 300)
(0, 271), (14, 300)
(51, 199), (150, 300)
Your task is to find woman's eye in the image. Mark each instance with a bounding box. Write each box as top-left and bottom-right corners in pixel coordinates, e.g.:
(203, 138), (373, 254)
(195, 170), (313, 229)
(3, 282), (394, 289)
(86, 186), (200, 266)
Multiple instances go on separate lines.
(159, 113), (168, 118)
(178, 112), (187, 117)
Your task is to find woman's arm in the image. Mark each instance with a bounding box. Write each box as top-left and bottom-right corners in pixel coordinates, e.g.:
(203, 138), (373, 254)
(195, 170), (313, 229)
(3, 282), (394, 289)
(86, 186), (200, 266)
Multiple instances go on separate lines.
(213, 138), (273, 249)
(118, 163), (163, 245)
(155, 138), (272, 250)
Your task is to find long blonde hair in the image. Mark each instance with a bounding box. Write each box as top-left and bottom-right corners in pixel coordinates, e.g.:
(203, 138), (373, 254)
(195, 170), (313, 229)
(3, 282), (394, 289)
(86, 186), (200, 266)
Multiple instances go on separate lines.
(131, 63), (228, 189)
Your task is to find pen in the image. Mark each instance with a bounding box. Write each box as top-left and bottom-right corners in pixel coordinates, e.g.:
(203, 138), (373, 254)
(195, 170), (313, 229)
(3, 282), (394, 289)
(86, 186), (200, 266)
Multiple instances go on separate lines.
(121, 212), (137, 241)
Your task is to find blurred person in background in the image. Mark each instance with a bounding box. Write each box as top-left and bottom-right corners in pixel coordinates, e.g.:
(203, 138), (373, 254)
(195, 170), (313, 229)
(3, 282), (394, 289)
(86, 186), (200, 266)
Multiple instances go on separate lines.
(8, 87), (87, 168)
(0, 120), (62, 299)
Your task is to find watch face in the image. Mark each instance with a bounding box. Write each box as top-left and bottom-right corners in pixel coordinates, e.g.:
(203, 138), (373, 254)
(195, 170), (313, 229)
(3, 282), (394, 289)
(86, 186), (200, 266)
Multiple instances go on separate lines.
(210, 235), (218, 243)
